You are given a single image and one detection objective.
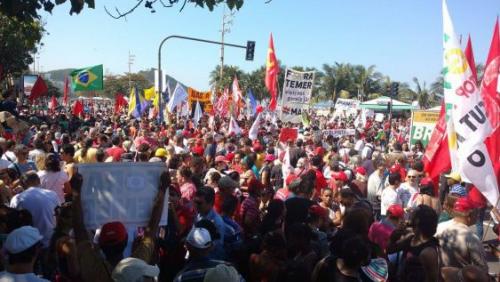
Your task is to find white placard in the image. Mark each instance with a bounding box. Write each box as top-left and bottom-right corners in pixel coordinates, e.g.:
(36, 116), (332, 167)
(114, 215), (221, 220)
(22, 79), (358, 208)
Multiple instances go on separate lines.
(78, 163), (168, 230)
(375, 113), (385, 122)
(280, 69), (315, 123)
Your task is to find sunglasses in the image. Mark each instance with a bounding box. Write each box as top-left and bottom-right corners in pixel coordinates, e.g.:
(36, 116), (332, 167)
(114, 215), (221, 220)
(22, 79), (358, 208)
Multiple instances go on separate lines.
(408, 175), (417, 179)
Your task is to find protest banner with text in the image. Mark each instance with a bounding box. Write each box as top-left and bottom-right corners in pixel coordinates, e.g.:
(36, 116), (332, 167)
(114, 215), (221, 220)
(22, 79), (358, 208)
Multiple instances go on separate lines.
(78, 163), (168, 230)
(280, 69), (315, 123)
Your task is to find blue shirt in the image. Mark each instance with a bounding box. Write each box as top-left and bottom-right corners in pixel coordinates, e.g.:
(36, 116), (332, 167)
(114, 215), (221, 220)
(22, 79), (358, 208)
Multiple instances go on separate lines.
(195, 209), (226, 260)
(9, 161), (37, 175)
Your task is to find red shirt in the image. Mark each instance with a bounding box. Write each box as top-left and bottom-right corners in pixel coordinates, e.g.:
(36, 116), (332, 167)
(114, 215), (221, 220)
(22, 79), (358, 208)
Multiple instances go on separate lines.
(106, 146), (125, 162)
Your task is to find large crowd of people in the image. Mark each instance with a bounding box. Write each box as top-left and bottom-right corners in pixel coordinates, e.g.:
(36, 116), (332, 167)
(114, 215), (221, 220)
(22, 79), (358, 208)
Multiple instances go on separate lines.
(0, 95), (498, 282)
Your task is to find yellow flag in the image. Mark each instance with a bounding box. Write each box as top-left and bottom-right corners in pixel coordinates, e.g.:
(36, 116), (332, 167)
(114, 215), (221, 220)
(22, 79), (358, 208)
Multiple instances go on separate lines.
(152, 91), (160, 108)
(144, 86), (155, 101)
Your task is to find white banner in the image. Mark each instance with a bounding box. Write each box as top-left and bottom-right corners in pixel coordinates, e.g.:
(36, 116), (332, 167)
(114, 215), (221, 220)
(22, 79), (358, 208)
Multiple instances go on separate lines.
(322, 128), (356, 138)
(78, 163), (168, 230)
(280, 69), (315, 123)
(443, 0), (498, 208)
(335, 98), (359, 110)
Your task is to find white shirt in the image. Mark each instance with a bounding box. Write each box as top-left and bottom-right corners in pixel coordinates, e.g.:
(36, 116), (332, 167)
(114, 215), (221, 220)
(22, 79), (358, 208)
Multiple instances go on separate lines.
(10, 187), (60, 247)
(380, 186), (402, 216)
(435, 219), (488, 270)
(354, 140), (365, 152)
(37, 170), (69, 203)
(361, 143), (374, 160)
(2, 151), (17, 163)
(0, 272), (50, 282)
(367, 171), (384, 203)
(396, 183), (418, 208)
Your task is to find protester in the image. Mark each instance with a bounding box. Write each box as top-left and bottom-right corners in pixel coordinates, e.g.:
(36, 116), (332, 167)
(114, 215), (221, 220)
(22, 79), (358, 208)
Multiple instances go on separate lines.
(0, 97), (495, 281)
(435, 197), (488, 271)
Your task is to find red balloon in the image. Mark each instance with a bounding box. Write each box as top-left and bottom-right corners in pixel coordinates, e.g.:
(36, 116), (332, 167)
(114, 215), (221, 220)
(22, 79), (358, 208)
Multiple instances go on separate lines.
(256, 105), (263, 113)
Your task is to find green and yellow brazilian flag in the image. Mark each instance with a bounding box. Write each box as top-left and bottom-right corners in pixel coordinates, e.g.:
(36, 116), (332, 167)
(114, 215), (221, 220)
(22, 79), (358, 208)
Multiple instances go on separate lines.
(70, 64), (104, 91)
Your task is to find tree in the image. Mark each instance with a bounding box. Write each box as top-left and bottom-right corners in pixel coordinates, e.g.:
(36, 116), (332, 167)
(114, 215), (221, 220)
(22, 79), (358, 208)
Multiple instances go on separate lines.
(46, 79), (62, 97)
(209, 65), (246, 92)
(352, 65), (382, 100)
(0, 0), (251, 21)
(0, 11), (44, 87)
(101, 73), (152, 98)
(318, 62), (354, 102)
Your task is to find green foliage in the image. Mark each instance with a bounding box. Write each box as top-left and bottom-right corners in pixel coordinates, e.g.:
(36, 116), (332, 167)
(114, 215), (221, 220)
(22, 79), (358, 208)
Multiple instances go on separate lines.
(0, 11), (44, 85)
(46, 79), (62, 97)
(0, 0), (246, 21)
(102, 73), (152, 98)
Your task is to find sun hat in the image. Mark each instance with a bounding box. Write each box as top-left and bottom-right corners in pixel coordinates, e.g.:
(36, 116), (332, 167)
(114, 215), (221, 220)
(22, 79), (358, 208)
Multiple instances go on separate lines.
(4, 226), (43, 254)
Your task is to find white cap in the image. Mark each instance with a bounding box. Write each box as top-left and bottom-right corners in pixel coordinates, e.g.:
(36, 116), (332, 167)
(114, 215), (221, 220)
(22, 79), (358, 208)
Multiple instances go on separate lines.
(186, 227), (212, 249)
(112, 257), (160, 282)
(4, 226), (43, 254)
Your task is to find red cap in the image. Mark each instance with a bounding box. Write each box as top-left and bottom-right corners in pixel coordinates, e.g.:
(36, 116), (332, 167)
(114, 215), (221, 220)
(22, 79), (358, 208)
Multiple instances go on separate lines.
(265, 154), (275, 162)
(453, 197), (475, 212)
(253, 143), (262, 152)
(333, 171), (348, 182)
(99, 221), (128, 246)
(387, 204), (405, 218)
(225, 152), (235, 162)
(215, 155), (228, 163)
(309, 205), (328, 218)
(355, 166), (367, 176)
(192, 146), (204, 156)
(389, 164), (401, 173)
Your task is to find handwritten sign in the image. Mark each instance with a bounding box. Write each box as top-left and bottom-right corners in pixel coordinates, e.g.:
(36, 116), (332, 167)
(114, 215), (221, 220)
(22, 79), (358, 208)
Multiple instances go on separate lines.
(280, 69), (315, 123)
(78, 163), (168, 230)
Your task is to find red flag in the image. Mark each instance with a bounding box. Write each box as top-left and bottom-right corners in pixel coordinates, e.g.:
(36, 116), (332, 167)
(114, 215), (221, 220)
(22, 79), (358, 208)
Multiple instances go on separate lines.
(28, 76), (48, 102)
(72, 100), (84, 117)
(49, 96), (58, 113)
(265, 33), (279, 111)
(481, 19), (500, 181)
(422, 102), (451, 193)
(63, 76), (69, 106)
(114, 93), (128, 114)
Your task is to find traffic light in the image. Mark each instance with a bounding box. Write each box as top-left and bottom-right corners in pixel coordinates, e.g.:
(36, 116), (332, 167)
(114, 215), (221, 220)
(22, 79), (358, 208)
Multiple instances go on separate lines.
(246, 41), (255, 61)
(390, 82), (399, 97)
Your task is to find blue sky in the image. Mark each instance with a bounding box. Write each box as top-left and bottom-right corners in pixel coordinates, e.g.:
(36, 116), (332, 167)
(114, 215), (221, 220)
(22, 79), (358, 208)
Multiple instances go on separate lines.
(39, 0), (499, 91)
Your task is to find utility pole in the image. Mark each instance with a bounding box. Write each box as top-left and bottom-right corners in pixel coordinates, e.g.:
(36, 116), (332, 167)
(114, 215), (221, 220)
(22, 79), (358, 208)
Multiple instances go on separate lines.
(128, 51), (135, 91)
(219, 7), (235, 89)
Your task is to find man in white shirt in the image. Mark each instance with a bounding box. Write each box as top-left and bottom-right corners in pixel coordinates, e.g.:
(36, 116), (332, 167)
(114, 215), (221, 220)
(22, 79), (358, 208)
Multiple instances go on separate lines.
(435, 197), (488, 271)
(380, 172), (403, 217)
(10, 171), (60, 248)
(396, 169), (419, 208)
(0, 226), (49, 282)
(367, 158), (386, 203)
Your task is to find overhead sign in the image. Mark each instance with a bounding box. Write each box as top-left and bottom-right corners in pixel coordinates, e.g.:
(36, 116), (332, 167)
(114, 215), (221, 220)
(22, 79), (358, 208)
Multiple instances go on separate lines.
(280, 69), (315, 123)
(410, 110), (439, 148)
(78, 163), (168, 230)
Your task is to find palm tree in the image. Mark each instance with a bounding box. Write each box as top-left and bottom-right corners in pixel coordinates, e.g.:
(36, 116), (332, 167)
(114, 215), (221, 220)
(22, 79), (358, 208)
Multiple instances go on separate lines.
(352, 65), (383, 101)
(319, 62), (354, 104)
(430, 76), (444, 99)
(412, 77), (432, 109)
(209, 65), (245, 92)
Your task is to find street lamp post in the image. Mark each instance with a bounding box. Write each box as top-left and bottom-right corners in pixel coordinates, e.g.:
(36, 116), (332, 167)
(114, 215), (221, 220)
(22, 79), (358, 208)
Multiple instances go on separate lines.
(157, 35), (251, 124)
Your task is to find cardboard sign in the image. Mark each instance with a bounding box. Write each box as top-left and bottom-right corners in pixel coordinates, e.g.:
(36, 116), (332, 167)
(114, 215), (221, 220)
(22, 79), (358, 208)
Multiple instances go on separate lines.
(410, 110), (439, 148)
(280, 69), (315, 123)
(78, 163), (168, 230)
(279, 128), (298, 142)
(375, 113), (385, 122)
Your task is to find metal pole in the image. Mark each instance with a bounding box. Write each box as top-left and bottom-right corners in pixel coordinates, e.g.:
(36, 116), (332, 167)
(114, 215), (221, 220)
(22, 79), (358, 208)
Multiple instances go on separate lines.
(157, 35), (247, 124)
